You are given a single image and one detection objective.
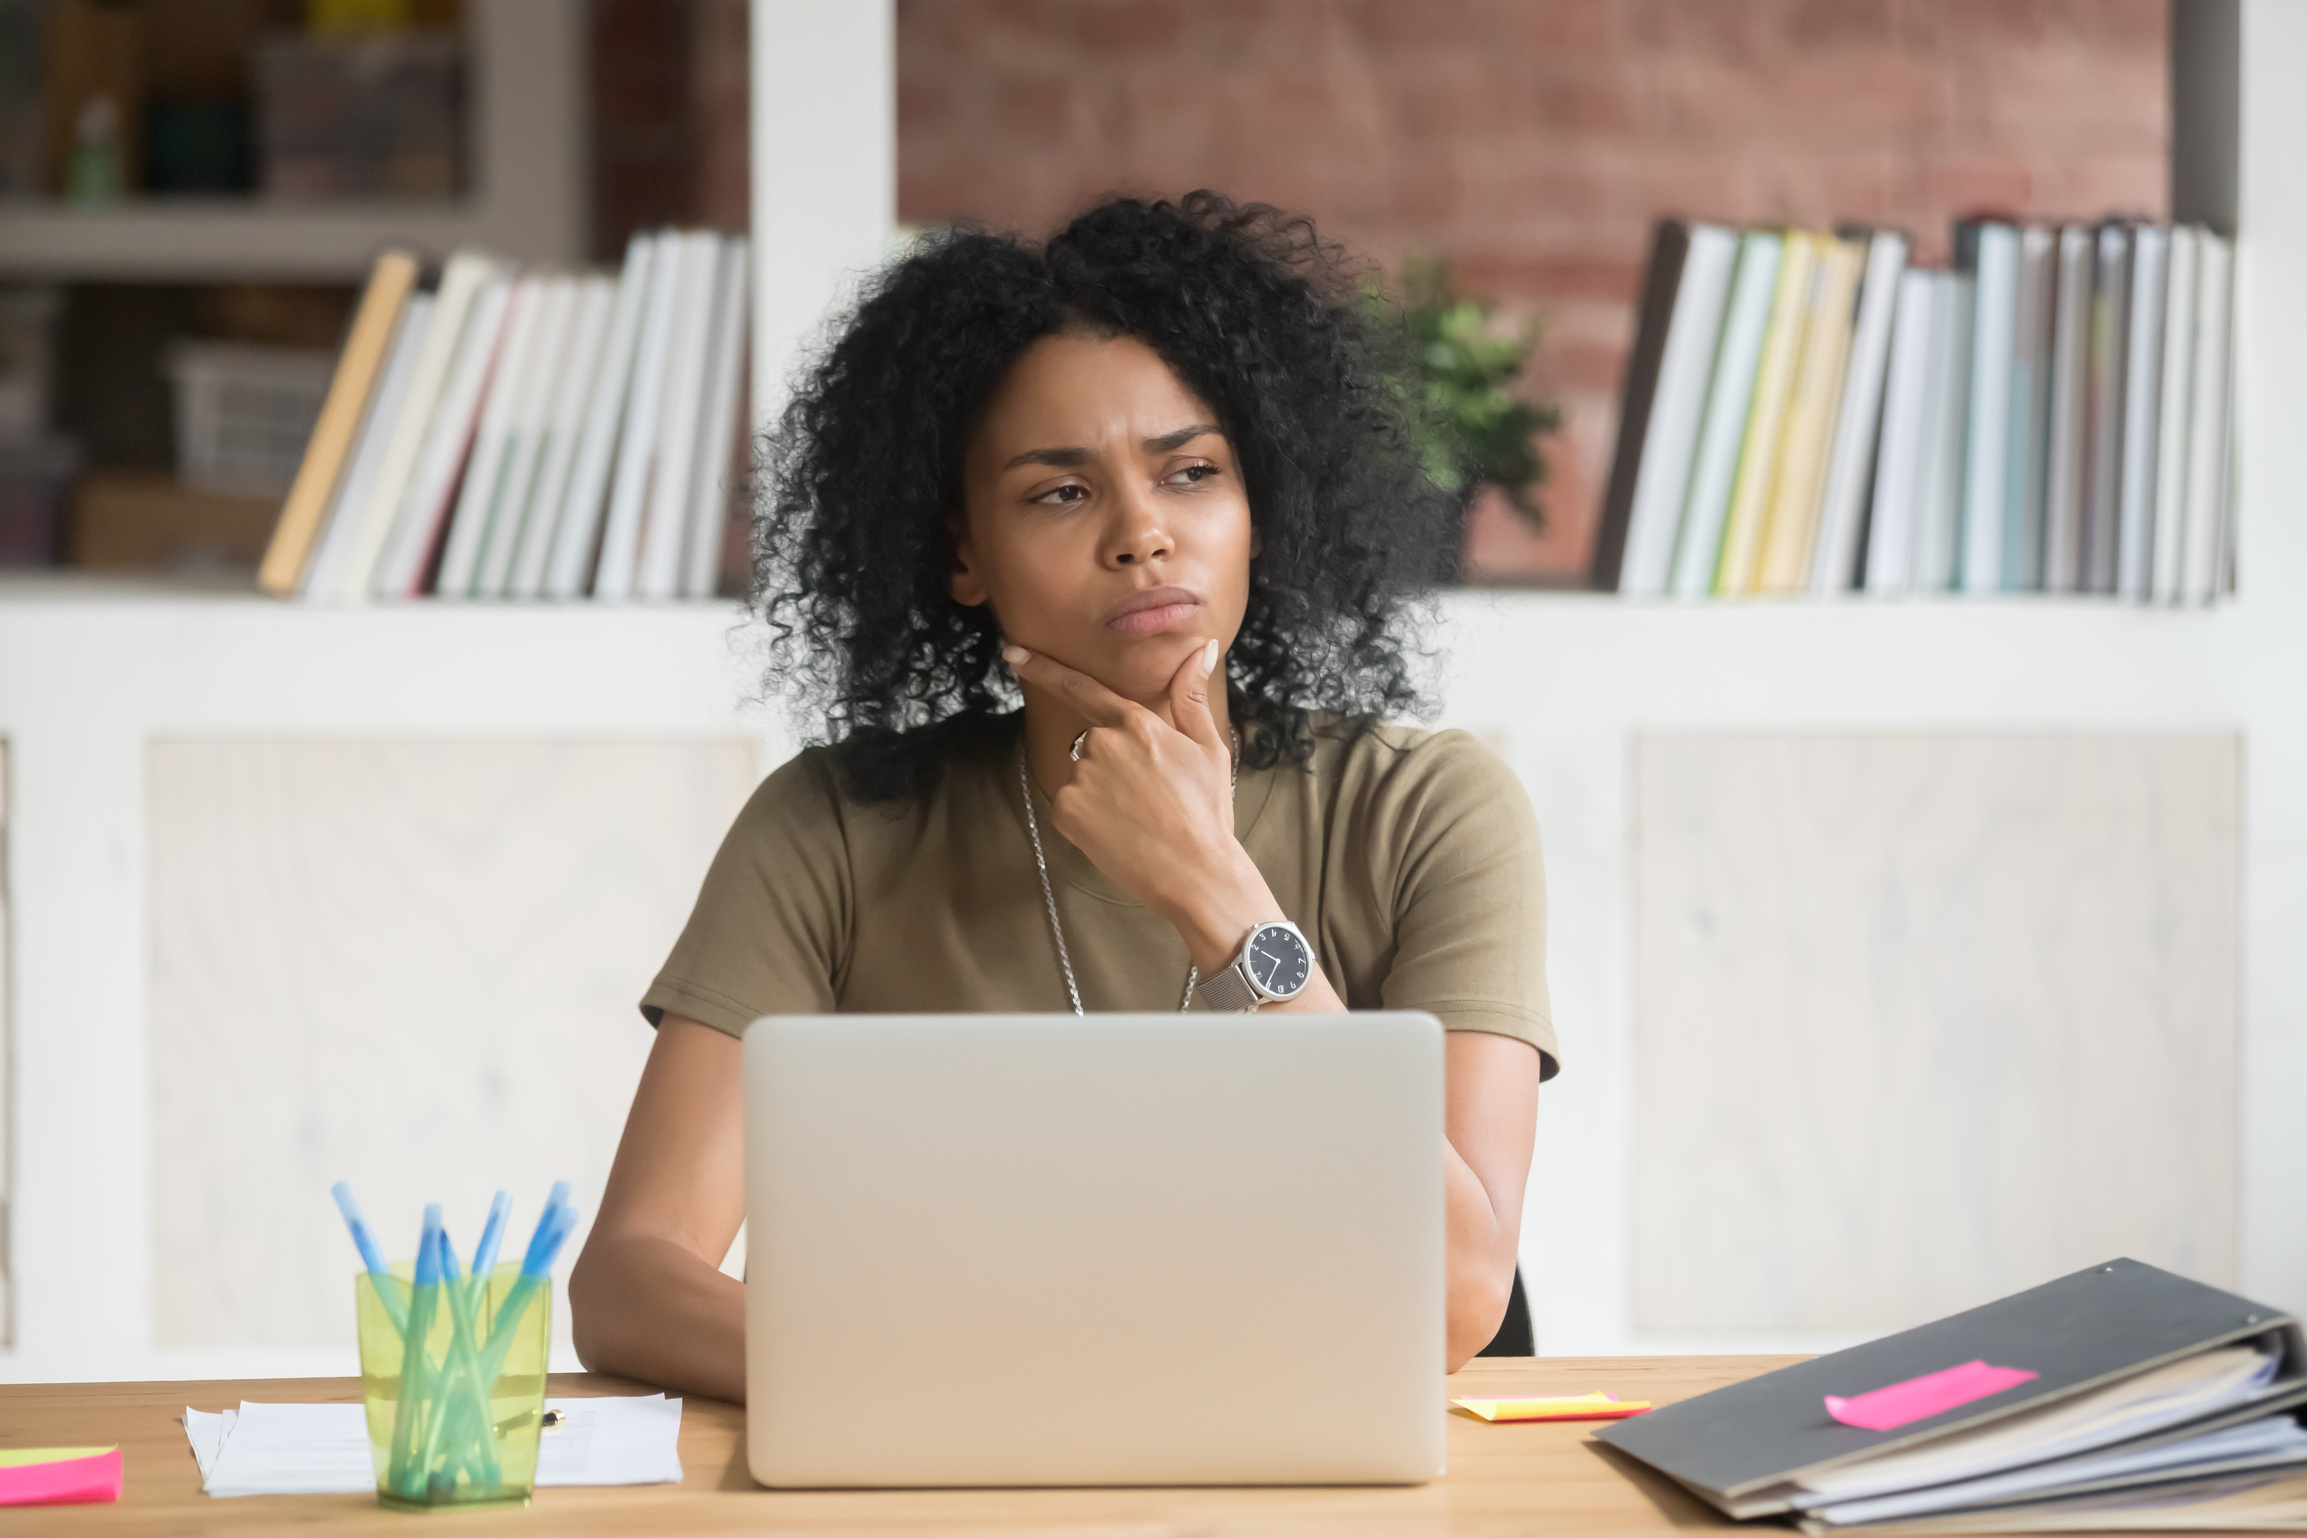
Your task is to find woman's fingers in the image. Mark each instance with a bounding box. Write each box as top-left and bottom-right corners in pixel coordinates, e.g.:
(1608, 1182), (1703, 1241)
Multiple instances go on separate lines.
(1002, 645), (1139, 727)
(1166, 640), (1226, 755)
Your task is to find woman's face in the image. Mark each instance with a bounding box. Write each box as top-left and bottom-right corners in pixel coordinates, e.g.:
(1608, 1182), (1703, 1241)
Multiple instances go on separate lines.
(952, 331), (1252, 707)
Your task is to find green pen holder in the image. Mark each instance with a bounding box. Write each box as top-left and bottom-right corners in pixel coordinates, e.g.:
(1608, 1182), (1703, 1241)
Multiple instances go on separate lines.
(356, 1263), (550, 1511)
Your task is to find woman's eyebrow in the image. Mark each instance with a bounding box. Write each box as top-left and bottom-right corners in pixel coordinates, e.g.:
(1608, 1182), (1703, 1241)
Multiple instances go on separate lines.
(1004, 445), (1092, 470)
(1144, 423), (1222, 454)
(1001, 423), (1223, 472)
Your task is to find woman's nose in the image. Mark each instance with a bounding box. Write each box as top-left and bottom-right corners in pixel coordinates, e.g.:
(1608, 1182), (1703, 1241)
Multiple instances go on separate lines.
(1103, 484), (1173, 567)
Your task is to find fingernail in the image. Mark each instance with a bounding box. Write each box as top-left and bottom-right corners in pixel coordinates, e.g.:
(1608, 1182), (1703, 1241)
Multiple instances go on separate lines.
(1202, 640), (1220, 677)
(1002, 645), (1029, 666)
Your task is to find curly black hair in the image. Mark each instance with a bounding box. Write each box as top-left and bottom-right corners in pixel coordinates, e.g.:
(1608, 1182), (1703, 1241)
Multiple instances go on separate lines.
(751, 190), (1460, 803)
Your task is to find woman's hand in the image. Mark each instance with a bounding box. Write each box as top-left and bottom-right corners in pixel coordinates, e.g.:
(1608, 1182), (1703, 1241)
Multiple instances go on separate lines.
(1003, 639), (1242, 926)
(1005, 639), (1323, 987)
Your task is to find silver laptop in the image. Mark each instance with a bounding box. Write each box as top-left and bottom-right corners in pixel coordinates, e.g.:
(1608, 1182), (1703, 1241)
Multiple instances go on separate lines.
(742, 1010), (1445, 1488)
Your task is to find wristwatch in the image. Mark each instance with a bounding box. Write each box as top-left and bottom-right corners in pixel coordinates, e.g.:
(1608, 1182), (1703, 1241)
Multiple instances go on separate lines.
(1194, 919), (1315, 1012)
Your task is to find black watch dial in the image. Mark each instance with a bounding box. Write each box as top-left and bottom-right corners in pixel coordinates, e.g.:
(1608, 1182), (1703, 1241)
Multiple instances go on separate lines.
(1246, 924), (1312, 997)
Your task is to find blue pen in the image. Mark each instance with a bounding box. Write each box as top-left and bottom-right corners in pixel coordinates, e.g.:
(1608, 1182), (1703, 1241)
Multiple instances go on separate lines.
(421, 1224), (498, 1487)
(470, 1191), (512, 1281)
(330, 1182), (408, 1332)
(478, 1190), (580, 1373)
(388, 1212), (446, 1496)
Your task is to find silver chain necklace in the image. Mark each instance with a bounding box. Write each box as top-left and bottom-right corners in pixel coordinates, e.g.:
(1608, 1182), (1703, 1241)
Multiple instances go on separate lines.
(1018, 733), (1238, 1016)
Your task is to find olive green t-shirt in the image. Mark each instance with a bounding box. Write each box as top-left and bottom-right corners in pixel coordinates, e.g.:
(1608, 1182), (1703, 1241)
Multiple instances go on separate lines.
(641, 713), (1558, 1079)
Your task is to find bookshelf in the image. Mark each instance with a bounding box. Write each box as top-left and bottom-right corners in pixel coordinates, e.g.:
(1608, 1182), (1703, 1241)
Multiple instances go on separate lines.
(0, 0), (2300, 1382)
(0, 0), (584, 282)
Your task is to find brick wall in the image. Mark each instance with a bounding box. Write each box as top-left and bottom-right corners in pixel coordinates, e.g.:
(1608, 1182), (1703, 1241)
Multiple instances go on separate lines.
(895, 0), (2169, 580)
(590, 0), (749, 258)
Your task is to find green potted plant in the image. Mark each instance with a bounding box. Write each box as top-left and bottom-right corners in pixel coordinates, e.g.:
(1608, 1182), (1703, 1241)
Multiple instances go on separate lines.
(1381, 256), (1558, 531)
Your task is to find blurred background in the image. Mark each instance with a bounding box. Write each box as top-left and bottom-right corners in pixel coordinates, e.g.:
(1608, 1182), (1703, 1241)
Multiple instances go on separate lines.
(0, 0), (2170, 582)
(1, 0), (2296, 1391)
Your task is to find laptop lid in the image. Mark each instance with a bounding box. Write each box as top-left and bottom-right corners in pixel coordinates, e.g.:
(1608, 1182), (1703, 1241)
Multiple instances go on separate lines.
(743, 1010), (1445, 1488)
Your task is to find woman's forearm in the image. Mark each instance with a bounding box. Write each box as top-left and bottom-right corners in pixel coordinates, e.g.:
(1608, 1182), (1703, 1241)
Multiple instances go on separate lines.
(1444, 1136), (1518, 1370)
(568, 1231), (747, 1403)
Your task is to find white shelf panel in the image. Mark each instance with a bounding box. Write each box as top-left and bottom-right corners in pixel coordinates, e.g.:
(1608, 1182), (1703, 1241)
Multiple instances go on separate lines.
(0, 579), (2260, 735)
(0, 200), (555, 284)
(0, 581), (776, 735)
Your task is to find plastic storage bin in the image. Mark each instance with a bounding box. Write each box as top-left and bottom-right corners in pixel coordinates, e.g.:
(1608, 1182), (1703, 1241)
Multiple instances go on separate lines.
(166, 340), (334, 498)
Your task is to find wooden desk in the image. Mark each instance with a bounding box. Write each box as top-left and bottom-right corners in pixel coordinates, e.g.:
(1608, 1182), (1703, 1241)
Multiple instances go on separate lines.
(0, 1355), (1803, 1534)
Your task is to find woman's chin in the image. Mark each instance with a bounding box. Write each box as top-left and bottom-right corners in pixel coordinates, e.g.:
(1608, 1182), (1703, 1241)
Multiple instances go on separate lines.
(1100, 637), (1210, 698)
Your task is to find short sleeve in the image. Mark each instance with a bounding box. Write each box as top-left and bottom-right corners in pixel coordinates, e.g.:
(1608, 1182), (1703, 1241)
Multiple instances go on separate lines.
(640, 749), (851, 1037)
(1366, 731), (1558, 1079)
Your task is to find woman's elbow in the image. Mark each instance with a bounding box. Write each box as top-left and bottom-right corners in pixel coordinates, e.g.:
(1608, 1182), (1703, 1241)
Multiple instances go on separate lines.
(1445, 1266), (1515, 1373)
(566, 1236), (616, 1375)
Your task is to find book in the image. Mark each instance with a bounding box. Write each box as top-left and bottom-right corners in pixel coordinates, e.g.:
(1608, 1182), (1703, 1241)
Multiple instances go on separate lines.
(1756, 234), (1865, 593)
(547, 233), (658, 600)
(508, 274), (616, 600)
(593, 229), (687, 601)
(370, 273), (514, 599)
(1957, 220), (2018, 594)
(1593, 1258), (2307, 1526)
(321, 252), (497, 602)
(1591, 219), (1693, 592)
(683, 234), (751, 600)
(432, 275), (547, 599)
(475, 276), (581, 598)
(2117, 225), (2169, 600)
(1615, 222), (1738, 597)
(2084, 222), (2133, 594)
(1810, 229), (1907, 594)
(2005, 225), (2057, 591)
(2041, 225), (2093, 592)
(1863, 268), (1936, 595)
(1715, 230), (1819, 594)
(637, 231), (725, 601)
(2180, 231), (2234, 605)
(1914, 271), (1975, 594)
(298, 291), (434, 600)
(2151, 226), (2200, 604)
(257, 248), (418, 596)
(1669, 230), (1783, 597)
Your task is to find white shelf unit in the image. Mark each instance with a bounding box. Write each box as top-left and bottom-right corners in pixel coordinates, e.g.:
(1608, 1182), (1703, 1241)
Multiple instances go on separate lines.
(0, 0), (584, 282)
(0, 1), (2300, 1382)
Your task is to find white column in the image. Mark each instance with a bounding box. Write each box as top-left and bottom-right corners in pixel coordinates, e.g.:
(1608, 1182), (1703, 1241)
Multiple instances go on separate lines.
(747, 0), (897, 439)
(2235, 0), (2307, 1316)
(4, 616), (151, 1378)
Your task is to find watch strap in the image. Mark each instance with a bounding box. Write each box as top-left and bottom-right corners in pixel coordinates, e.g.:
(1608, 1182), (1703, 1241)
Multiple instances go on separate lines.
(1194, 961), (1260, 1013)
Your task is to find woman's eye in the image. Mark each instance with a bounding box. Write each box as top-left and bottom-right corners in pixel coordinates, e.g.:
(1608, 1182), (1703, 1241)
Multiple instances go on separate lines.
(1167, 463), (1219, 486)
(1034, 484), (1089, 505)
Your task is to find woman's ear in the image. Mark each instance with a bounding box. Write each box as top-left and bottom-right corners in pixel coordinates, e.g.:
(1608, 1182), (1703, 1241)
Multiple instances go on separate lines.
(948, 522), (989, 607)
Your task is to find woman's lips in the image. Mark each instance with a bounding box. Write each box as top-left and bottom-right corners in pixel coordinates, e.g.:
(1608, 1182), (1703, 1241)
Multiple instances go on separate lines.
(1106, 587), (1201, 634)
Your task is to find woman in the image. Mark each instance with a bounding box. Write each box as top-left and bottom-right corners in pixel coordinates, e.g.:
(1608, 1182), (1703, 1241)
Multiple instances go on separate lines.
(570, 192), (1558, 1401)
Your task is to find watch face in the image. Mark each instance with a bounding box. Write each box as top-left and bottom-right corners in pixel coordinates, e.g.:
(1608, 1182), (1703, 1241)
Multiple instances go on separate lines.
(1246, 924), (1312, 997)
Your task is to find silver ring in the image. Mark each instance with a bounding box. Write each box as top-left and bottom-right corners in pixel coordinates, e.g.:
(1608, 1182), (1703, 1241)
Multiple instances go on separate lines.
(1069, 730), (1089, 762)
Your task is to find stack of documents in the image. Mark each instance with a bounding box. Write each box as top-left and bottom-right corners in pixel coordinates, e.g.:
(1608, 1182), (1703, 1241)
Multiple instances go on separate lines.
(1596, 1259), (2307, 1532)
(183, 1395), (683, 1497)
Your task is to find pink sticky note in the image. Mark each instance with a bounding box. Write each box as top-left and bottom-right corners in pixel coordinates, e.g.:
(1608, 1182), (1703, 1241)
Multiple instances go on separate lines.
(0, 1448), (123, 1506)
(1825, 1360), (2039, 1432)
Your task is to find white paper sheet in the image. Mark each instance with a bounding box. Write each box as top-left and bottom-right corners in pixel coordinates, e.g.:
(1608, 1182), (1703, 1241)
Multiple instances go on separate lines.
(181, 1406), (236, 1482)
(1811, 1414), (2307, 1526)
(181, 1395), (683, 1497)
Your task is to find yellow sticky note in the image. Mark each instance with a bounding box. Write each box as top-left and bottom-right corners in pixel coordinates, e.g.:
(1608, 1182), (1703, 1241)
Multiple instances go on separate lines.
(0, 1449), (114, 1468)
(1452, 1393), (1652, 1422)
